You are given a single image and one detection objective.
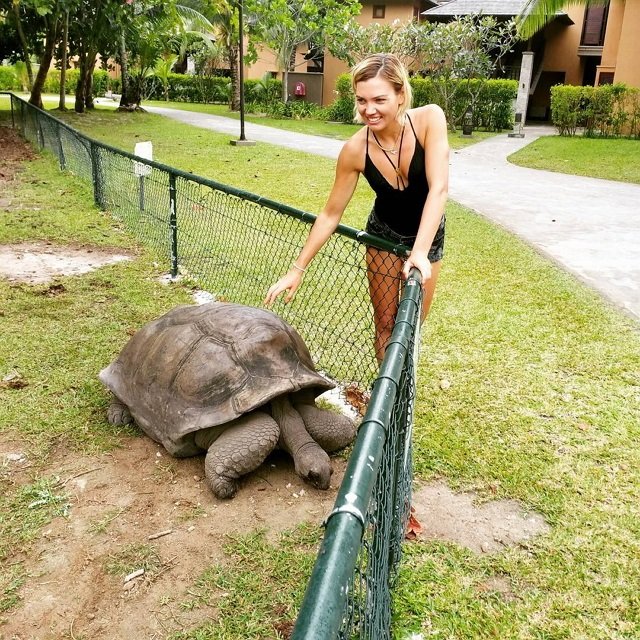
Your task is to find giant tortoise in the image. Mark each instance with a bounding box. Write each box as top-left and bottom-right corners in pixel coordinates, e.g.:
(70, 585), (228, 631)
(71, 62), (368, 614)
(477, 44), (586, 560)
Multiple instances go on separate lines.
(99, 302), (356, 499)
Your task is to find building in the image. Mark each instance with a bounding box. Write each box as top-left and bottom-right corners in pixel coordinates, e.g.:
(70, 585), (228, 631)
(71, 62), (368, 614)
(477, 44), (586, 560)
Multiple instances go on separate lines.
(421, 0), (640, 120)
(243, 0), (639, 115)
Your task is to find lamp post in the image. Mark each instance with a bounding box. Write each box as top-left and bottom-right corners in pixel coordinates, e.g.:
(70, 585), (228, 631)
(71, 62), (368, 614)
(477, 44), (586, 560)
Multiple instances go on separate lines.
(230, 0), (255, 146)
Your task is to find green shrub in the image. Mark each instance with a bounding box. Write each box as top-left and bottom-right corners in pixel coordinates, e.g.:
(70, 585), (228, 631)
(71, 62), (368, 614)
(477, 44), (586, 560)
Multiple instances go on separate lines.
(0, 66), (18, 91)
(552, 83), (638, 137)
(550, 85), (584, 136)
(92, 70), (109, 95)
(323, 74), (517, 130)
(324, 73), (355, 123)
(108, 76), (121, 93)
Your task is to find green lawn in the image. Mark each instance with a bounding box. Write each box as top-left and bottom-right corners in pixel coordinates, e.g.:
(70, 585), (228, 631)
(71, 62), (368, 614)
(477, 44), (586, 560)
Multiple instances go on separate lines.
(1, 100), (639, 639)
(509, 135), (640, 184)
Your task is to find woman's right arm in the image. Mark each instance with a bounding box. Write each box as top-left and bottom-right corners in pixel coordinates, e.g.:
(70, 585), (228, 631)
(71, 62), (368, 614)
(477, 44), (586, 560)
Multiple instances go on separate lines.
(264, 141), (362, 306)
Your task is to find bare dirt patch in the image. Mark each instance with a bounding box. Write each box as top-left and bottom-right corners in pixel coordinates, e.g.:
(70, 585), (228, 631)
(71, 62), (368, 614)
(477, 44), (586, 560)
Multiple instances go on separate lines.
(412, 480), (550, 554)
(1, 435), (345, 639)
(0, 242), (132, 284)
(0, 126), (36, 184)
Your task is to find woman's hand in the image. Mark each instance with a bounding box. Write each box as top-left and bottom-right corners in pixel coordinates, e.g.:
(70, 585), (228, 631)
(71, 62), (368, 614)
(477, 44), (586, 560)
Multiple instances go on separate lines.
(403, 250), (432, 287)
(264, 269), (304, 306)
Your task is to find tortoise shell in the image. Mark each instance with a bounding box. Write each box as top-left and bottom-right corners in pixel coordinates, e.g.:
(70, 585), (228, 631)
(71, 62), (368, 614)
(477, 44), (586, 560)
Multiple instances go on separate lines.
(99, 302), (334, 455)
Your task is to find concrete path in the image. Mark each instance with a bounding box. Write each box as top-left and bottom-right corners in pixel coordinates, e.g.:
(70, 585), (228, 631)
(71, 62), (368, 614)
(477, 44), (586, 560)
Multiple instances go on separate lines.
(144, 105), (640, 321)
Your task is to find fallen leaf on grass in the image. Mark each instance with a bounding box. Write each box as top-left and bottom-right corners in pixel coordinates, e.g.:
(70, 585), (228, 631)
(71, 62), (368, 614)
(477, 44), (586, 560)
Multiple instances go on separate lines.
(405, 507), (423, 541)
(1, 371), (28, 390)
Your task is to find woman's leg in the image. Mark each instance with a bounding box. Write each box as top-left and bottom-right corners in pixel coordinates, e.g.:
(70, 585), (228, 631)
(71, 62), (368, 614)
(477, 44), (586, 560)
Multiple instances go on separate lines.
(367, 251), (443, 363)
(366, 247), (403, 363)
(421, 260), (442, 323)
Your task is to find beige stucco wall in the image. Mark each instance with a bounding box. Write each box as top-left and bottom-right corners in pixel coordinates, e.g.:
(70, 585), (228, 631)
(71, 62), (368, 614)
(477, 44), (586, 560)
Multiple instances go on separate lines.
(540, 6), (585, 85)
(600, 0), (624, 68)
(612, 0), (640, 87)
(322, 53), (350, 106)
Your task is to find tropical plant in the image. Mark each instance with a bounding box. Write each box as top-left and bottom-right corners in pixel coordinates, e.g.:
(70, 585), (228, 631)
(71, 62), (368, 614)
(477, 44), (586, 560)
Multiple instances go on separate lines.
(517, 0), (610, 39)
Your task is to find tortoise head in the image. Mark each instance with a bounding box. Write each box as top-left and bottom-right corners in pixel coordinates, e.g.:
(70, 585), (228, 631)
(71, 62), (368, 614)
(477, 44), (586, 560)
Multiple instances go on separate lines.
(294, 441), (333, 490)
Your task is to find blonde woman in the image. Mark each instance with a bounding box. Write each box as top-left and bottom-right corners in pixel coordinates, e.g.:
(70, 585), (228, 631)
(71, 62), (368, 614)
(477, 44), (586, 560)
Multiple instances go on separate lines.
(265, 53), (449, 362)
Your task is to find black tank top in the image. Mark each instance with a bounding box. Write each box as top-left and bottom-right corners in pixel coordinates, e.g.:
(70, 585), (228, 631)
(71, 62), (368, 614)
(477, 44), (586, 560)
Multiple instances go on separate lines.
(362, 114), (429, 237)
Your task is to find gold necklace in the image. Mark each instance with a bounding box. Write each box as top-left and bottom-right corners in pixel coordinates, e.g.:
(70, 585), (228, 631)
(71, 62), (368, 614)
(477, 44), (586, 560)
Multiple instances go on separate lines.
(371, 124), (404, 155)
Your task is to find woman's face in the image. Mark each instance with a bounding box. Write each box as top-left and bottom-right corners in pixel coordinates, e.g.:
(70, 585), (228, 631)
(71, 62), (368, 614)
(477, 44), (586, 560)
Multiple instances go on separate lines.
(355, 76), (404, 130)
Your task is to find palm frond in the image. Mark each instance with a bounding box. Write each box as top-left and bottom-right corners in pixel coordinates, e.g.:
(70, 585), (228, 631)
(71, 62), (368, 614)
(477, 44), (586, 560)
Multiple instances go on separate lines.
(517, 0), (609, 40)
(175, 5), (216, 37)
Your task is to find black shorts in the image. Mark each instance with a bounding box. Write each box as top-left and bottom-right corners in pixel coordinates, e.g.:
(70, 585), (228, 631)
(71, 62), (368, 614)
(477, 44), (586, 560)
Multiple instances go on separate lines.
(365, 209), (445, 263)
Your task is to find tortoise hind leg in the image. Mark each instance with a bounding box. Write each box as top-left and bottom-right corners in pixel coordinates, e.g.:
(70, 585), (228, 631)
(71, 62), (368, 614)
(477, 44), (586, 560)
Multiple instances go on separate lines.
(107, 397), (133, 426)
(196, 410), (279, 499)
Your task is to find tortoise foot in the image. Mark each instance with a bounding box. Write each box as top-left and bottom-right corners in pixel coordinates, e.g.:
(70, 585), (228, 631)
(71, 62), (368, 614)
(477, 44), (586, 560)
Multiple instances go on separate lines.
(108, 400), (133, 426)
(209, 474), (239, 500)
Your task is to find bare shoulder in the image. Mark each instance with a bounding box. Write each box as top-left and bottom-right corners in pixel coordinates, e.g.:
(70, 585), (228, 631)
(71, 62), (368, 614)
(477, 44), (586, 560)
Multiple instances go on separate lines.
(338, 126), (367, 173)
(408, 104), (448, 148)
(409, 104), (447, 132)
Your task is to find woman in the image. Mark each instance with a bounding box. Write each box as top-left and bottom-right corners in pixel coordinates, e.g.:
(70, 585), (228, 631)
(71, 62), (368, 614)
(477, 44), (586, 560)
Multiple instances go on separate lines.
(265, 53), (449, 362)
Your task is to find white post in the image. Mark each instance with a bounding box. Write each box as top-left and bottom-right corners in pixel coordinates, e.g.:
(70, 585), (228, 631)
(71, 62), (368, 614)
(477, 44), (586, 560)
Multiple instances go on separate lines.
(509, 51), (534, 138)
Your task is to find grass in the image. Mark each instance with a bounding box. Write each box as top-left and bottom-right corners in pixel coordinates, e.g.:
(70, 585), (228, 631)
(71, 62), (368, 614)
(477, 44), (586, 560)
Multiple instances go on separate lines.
(170, 526), (320, 639)
(508, 135), (640, 184)
(104, 542), (163, 577)
(1, 99), (640, 638)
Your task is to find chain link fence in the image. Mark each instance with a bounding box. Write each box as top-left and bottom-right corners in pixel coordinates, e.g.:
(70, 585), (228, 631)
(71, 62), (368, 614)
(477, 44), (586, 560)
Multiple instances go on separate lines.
(5, 93), (423, 638)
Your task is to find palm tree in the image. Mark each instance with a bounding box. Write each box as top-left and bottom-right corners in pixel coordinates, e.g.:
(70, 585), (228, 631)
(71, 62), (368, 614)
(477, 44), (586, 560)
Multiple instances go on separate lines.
(517, 0), (610, 39)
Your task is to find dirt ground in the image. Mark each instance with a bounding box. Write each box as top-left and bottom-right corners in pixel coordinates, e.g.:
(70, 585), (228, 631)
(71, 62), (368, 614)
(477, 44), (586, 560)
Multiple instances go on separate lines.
(0, 126), (550, 639)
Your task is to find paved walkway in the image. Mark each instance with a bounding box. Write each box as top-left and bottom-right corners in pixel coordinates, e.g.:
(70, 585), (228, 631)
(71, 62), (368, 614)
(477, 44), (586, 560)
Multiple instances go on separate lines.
(144, 105), (640, 321)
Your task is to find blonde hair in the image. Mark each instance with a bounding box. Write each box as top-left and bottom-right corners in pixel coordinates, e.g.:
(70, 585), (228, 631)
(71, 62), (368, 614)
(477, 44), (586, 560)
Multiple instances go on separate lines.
(351, 53), (413, 124)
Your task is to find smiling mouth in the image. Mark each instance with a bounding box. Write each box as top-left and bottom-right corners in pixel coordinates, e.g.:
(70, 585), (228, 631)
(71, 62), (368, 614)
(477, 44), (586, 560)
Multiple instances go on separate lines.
(367, 116), (382, 124)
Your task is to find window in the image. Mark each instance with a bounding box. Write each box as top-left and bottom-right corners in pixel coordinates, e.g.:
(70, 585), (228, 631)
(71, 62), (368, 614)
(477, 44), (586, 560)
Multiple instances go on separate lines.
(581, 3), (609, 47)
(373, 4), (385, 19)
(598, 72), (614, 86)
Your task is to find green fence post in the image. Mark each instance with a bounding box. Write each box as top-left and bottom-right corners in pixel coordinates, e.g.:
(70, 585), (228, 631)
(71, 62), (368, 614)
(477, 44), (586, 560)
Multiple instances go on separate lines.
(56, 121), (66, 170)
(169, 173), (179, 277)
(10, 94), (15, 129)
(90, 141), (106, 210)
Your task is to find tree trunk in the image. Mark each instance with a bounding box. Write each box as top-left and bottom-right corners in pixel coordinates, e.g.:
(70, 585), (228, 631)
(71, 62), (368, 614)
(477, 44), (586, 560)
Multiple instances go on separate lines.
(12, 3), (34, 90)
(228, 44), (240, 111)
(29, 18), (59, 109)
(118, 31), (138, 110)
(74, 49), (87, 112)
(58, 11), (69, 110)
(282, 69), (289, 103)
(83, 61), (95, 110)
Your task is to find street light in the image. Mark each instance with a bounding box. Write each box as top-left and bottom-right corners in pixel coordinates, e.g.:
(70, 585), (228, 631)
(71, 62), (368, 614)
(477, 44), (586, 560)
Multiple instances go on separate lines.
(230, 0), (255, 147)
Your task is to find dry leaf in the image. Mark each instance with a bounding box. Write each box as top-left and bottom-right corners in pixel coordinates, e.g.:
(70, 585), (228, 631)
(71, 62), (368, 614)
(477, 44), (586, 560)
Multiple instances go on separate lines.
(344, 382), (370, 416)
(405, 506), (423, 541)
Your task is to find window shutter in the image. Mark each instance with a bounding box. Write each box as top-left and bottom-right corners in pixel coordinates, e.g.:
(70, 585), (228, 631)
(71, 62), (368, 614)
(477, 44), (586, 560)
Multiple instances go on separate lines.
(581, 5), (608, 46)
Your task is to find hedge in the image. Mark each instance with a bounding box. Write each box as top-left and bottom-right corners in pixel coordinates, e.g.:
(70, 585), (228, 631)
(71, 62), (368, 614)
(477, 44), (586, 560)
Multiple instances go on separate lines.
(551, 83), (640, 138)
(0, 65), (112, 97)
(327, 74), (517, 131)
(0, 66), (17, 91)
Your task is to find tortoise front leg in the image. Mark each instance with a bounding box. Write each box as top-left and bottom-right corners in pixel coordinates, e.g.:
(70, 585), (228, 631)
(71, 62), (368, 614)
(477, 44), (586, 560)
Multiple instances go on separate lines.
(196, 411), (279, 500)
(107, 397), (133, 426)
(272, 396), (332, 490)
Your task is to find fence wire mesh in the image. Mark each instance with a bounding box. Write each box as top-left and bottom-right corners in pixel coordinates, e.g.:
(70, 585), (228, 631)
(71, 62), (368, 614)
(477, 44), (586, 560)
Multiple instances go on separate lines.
(6, 93), (423, 639)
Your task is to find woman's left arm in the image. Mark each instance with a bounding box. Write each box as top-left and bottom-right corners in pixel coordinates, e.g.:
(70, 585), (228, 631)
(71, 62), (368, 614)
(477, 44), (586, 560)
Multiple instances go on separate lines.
(403, 105), (449, 283)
